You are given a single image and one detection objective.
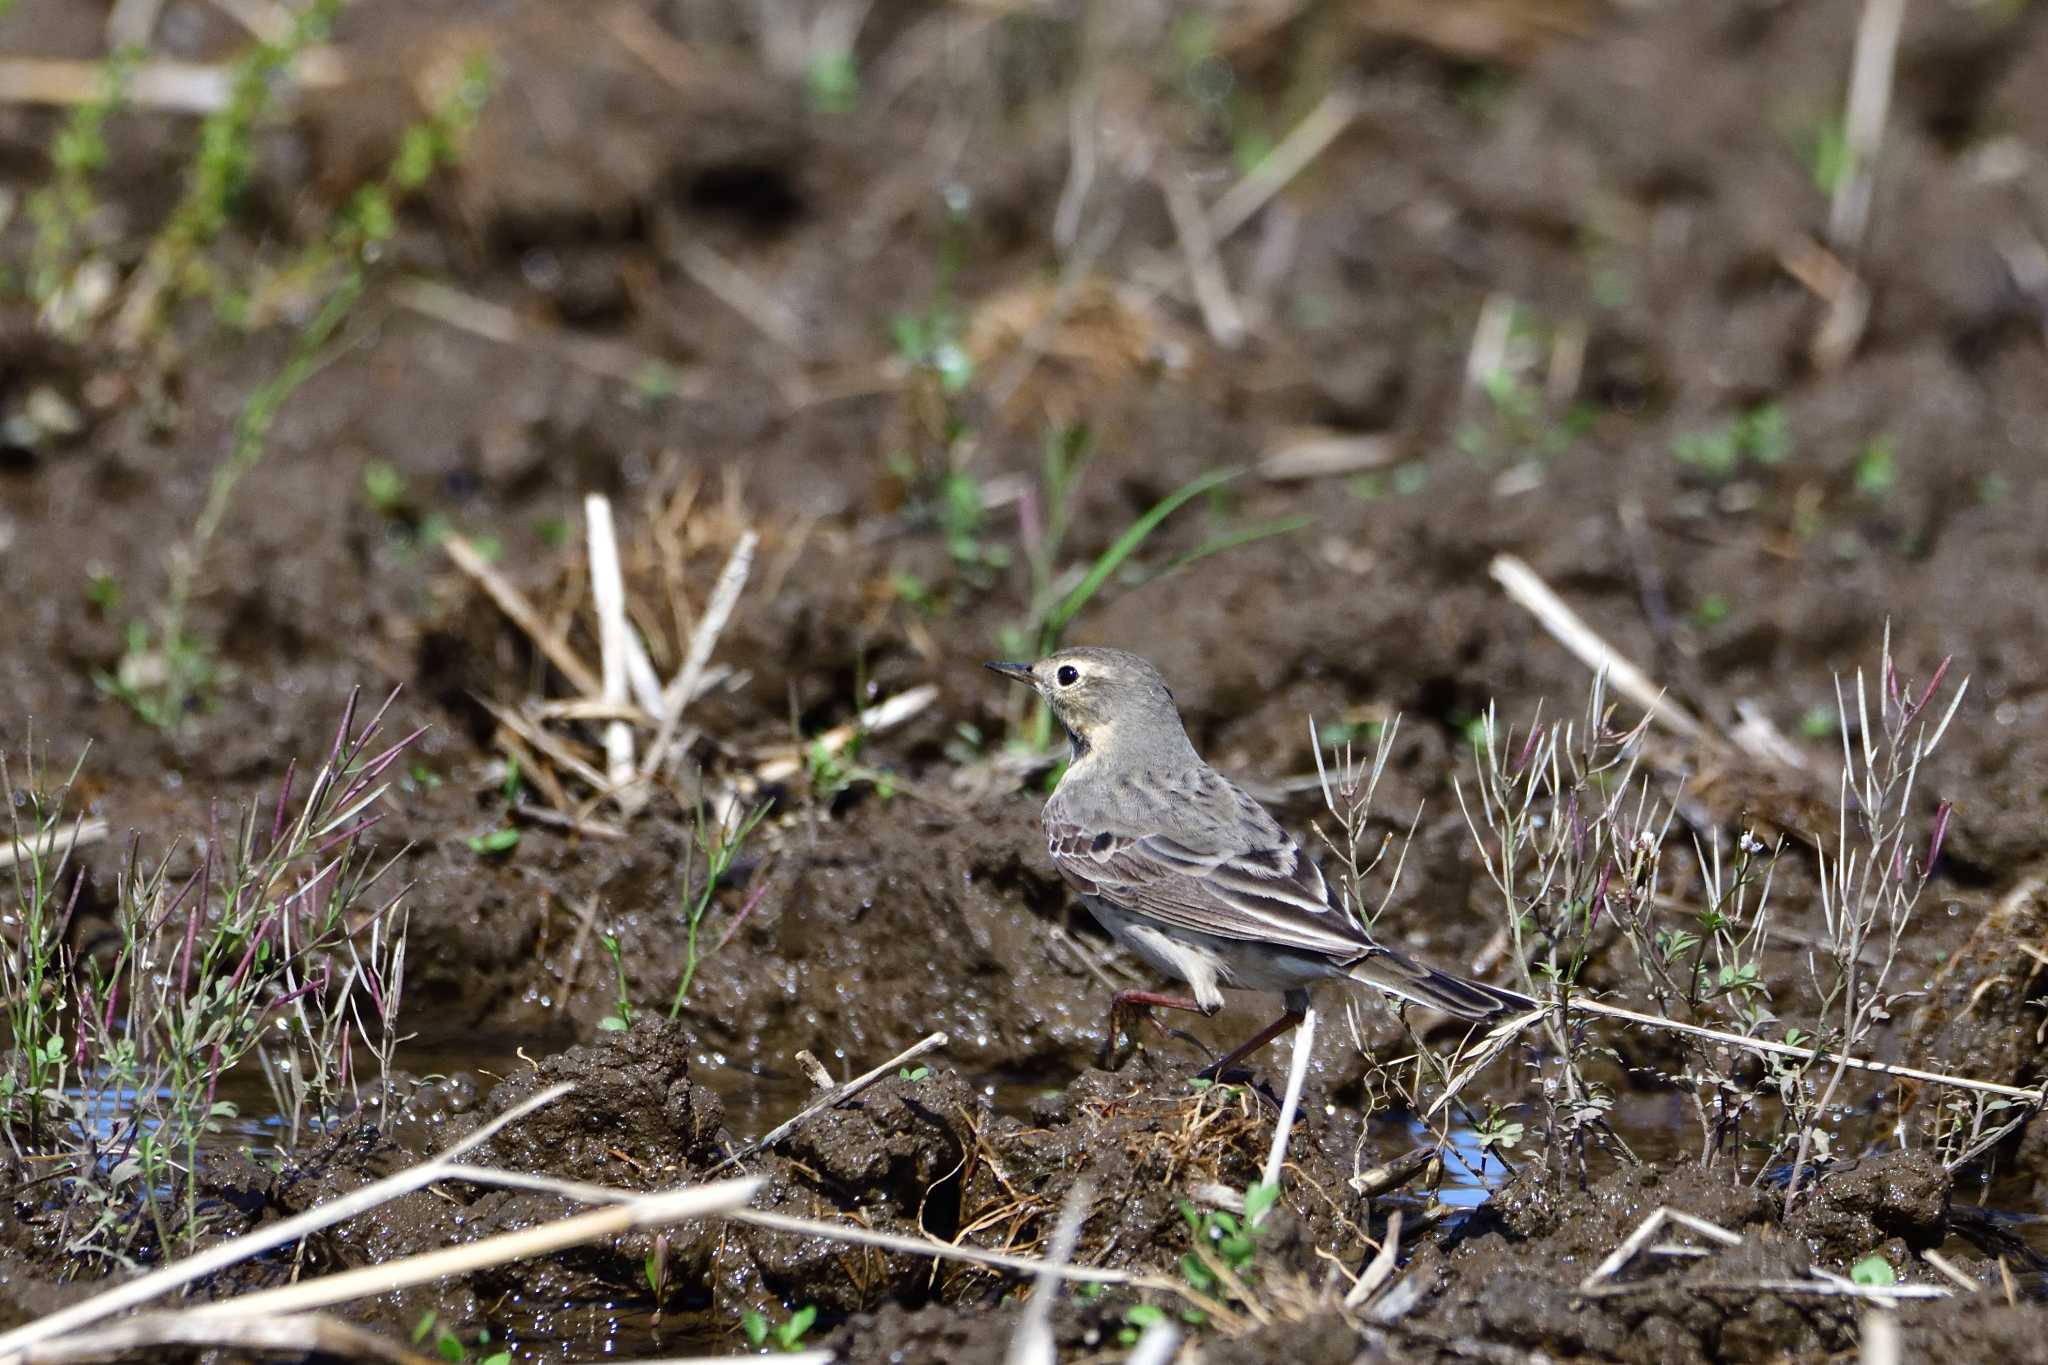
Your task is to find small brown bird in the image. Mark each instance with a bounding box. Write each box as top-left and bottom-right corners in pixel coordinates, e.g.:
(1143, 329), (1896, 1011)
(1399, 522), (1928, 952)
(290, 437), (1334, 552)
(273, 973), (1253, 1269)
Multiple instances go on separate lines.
(988, 646), (1530, 1076)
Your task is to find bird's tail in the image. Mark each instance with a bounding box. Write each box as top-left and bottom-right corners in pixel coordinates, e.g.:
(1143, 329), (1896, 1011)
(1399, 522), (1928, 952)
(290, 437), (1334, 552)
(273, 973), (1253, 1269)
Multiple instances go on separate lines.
(1346, 947), (1535, 1022)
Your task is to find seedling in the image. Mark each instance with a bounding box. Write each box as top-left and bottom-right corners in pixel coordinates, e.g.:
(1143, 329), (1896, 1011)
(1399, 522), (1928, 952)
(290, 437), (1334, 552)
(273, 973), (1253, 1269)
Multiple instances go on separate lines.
(362, 461), (409, 517)
(1671, 403), (1791, 477)
(599, 932), (634, 1033)
(1854, 436), (1897, 498)
(742, 1305), (818, 1353)
(466, 828), (519, 857)
(668, 800), (770, 1016)
(1473, 1106), (1525, 1156)
(1117, 1303), (1167, 1346)
(26, 46), (136, 328)
(412, 1313), (511, 1365)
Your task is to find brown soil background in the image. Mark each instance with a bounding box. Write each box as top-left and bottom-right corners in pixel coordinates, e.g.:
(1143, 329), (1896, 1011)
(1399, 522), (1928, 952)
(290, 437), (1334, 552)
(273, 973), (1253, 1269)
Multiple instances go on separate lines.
(3, 0), (2048, 1361)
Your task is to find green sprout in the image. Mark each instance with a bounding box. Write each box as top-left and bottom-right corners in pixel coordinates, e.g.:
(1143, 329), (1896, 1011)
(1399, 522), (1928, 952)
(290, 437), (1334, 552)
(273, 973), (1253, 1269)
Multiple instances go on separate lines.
(466, 828), (519, 857)
(412, 1313), (510, 1365)
(1672, 404), (1791, 477)
(599, 933), (634, 1033)
(807, 50), (860, 114)
(741, 1305), (818, 1353)
(668, 801), (770, 1017)
(1853, 436), (1897, 498)
(26, 45), (136, 325)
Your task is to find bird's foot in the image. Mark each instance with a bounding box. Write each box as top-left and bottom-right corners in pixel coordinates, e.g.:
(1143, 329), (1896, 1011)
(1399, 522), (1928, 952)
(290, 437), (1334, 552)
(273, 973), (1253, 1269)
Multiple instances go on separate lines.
(1100, 989), (1208, 1072)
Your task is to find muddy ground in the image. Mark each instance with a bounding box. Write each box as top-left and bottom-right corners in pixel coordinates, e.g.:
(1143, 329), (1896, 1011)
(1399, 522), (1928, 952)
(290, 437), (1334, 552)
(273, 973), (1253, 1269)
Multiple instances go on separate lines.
(4, 0), (2048, 1361)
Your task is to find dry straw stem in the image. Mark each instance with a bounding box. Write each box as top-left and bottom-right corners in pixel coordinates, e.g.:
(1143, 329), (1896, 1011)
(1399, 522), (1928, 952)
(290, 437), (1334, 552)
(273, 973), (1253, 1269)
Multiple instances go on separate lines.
(443, 532), (604, 698)
(393, 278), (707, 394)
(1004, 1178), (1093, 1365)
(1342, 1208), (1403, 1309)
(1582, 1208), (1949, 1311)
(479, 696), (612, 796)
(1830, 0), (1906, 255)
(669, 237), (808, 358)
(0, 1083), (576, 1360)
(643, 528), (757, 783)
(391, 1155), (1171, 1295)
(1488, 553), (1717, 749)
(1566, 995), (2043, 1101)
(1123, 1319), (1184, 1365)
(709, 1030), (951, 1174)
(1207, 85), (1362, 243)
(1257, 430), (1400, 482)
(0, 817), (107, 871)
(1161, 164), (1246, 349)
(1580, 1206), (1744, 1293)
(13, 1311), (436, 1365)
(1862, 1309), (1902, 1365)
(731, 1208), (1173, 1291)
(1255, 1007), (1318, 1222)
(753, 684), (940, 784)
(178, 1178), (762, 1321)
(584, 494), (638, 797)
(1430, 997), (2039, 1124)
(0, 52), (346, 113)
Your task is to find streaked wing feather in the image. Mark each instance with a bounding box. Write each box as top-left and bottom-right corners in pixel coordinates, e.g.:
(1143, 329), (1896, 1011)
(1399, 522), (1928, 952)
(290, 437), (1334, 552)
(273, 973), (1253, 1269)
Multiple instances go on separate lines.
(1047, 813), (1367, 959)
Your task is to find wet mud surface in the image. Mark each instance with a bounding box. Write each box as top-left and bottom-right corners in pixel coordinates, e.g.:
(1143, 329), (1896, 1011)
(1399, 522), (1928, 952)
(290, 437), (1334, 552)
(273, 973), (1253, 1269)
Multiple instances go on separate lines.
(5, 0), (2048, 1360)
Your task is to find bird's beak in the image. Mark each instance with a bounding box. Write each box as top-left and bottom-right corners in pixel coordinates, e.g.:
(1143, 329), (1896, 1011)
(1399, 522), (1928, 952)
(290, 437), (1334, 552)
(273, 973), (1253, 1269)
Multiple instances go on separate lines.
(983, 660), (1036, 687)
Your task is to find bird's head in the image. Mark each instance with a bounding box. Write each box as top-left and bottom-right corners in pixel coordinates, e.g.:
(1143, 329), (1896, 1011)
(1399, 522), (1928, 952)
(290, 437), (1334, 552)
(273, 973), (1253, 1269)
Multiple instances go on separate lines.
(984, 646), (1193, 762)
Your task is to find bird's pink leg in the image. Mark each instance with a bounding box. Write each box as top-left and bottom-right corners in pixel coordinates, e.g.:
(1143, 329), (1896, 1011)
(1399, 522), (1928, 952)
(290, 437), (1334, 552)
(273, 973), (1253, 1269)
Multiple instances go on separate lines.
(1195, 1006), (1305, 1082)
(1102, 989), (1212, 1068)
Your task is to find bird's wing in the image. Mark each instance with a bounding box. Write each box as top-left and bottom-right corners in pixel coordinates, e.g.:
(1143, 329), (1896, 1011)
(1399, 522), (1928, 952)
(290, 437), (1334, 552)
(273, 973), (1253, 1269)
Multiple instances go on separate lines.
(1046, 774), (1369, 959)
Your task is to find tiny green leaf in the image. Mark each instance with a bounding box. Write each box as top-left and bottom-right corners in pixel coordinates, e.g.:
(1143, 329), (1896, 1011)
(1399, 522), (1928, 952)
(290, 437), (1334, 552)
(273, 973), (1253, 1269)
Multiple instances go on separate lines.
(1850, 1253), (1896, 1287)
(467, 828), (520, 856)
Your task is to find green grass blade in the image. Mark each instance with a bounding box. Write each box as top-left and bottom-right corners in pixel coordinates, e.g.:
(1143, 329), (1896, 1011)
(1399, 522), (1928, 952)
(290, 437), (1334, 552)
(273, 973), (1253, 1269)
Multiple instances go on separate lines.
(1146, 514), (1310, 583)
(1042, 465), (1242, 646)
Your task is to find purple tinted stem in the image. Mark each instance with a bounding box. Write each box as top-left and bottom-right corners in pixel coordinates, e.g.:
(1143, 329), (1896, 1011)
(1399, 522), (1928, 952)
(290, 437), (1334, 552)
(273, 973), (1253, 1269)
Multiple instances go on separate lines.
(1906, 657), (1953, 727)
(269, 757), (298, 853)
(1927, 801), (1952, 875)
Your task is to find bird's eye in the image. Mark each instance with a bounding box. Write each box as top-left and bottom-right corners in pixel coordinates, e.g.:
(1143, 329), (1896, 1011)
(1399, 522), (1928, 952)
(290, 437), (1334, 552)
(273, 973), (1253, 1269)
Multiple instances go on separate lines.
(1055, 665), (1080, 687)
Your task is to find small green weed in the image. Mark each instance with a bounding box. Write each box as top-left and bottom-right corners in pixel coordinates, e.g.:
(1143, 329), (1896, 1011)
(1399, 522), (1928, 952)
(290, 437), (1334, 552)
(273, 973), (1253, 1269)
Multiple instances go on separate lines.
(1, 694), (419, 1267)
(26, 45), (136, 328)
(598, 932), (634, 1033)
(742, 1305), (818, 1353)
(1176, 1196), (1259, 1304)
(1853, 436), (1897, 498)
(99, 52), (494, 728)
(1117, 1302), (1168, 1346)
(1672, 403), (1791, 477)
(1473, 1105), (1525, 1157)
(466, 828), (519, 857)
(412, 1313), (511, 1365)
(83, 566), (121, 614)
(362, 460), (409, 517)
(668, 801), (770, 1017)
(807, 50), (860, 114)
(999, 445), (1301, 749)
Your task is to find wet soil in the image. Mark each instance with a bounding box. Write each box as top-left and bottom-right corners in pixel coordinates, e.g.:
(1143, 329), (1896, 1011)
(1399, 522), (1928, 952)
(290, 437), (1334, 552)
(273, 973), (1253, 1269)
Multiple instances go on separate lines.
(5, 0), (2048, 1360)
